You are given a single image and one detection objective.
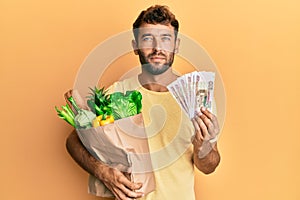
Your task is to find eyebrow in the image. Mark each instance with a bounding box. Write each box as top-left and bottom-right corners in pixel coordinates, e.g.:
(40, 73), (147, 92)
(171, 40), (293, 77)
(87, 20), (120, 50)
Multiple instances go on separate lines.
(161, 33), (172, 37)
(141, 33), (153, 38)
(141, 33), (172, 38)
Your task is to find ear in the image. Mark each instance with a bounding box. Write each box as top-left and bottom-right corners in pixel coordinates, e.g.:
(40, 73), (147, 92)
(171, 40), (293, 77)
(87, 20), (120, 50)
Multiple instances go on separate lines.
(174, 38), (180, 54)
(132, 39), (139, 55)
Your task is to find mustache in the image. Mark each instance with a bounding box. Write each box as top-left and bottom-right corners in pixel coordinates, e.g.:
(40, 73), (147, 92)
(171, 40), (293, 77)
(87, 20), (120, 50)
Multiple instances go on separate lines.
(148, 51), (167, 58)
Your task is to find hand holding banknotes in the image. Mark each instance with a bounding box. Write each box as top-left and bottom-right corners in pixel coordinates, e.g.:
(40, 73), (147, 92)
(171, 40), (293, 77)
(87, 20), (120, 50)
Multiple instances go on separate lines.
(191, 106), (220, 159)
(167, 71), (220, 162)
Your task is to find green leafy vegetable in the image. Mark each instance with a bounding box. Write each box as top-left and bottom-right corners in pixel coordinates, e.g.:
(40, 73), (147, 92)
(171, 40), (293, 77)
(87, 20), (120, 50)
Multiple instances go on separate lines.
(110, 90), (142, 120)
(56, 87), (142, 129)
(87, 87), (112, 119)
(55, 104), (76, 127)
(68, 96), (96, 129)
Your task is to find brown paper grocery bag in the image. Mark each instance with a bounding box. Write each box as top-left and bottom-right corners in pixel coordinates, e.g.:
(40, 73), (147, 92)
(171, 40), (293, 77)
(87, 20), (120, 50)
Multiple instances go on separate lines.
(76, 114), (155, 197)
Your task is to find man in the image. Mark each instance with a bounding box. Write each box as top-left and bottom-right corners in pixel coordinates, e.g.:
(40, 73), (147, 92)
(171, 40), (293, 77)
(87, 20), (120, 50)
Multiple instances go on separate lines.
(66, 5), (220, 200)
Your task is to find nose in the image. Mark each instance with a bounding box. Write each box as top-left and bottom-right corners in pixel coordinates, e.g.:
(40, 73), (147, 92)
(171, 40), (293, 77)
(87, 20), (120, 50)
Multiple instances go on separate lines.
(153, 38), (162, 51)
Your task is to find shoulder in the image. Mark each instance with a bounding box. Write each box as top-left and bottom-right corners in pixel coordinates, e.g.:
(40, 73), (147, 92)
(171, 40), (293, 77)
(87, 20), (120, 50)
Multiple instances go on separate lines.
(107, 76), (140, 93)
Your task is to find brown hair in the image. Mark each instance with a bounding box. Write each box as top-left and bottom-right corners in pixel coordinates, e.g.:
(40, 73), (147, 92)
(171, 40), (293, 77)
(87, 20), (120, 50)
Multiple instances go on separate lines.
(132, 5), (179, 40)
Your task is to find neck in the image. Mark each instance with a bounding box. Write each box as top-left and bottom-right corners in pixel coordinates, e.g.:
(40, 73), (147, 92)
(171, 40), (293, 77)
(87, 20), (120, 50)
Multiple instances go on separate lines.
(138, 68), (178, 92)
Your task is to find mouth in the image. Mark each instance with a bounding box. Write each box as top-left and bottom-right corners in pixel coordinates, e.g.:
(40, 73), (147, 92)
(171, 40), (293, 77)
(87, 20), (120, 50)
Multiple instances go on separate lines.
(149, 56), (166, 62)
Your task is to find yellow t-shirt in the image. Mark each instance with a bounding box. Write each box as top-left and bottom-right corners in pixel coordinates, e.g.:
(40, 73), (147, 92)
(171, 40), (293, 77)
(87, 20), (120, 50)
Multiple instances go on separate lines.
(110, 76), (196, 200)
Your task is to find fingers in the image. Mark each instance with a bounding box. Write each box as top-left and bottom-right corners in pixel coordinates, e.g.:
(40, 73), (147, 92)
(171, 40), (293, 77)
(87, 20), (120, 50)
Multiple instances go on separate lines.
(192, 115), (210, 141)
(113, 187), (143, 200)
(119, 183), (144, 199)
(115, 170), (142, 191)
(123, 172), (131, 181)
(115, 173), (143, 198)
(191, 118), (204, 141)
(198, 113), (214, 138)
(201, 107), (219, 128)
(192, 107), (220, 159)
(192, 107), (220, 142)
(104, 167), (144, 200)
(198, 107), (220, 138)
(112, 182), (144, 200)
(123, 179), (143, 191)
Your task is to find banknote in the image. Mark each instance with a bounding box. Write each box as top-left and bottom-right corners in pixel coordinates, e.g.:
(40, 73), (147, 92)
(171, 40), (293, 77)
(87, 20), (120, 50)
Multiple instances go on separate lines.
(167, 71), (215, 119)
(167, 81), (189, 114)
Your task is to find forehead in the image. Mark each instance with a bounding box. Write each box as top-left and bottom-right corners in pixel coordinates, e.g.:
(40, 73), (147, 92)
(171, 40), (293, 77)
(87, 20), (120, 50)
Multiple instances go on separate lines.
(137, 23), (175, 37)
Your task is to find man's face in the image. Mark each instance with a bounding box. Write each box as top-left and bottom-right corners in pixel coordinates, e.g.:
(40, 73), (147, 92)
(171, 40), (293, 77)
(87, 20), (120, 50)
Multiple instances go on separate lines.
(133, 23), (179, 75)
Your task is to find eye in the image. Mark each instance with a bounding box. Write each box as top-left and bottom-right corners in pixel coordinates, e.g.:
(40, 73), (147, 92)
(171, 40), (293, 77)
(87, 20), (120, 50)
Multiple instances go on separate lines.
(161, 36), (171, 42)
(142, 36), (153, 42)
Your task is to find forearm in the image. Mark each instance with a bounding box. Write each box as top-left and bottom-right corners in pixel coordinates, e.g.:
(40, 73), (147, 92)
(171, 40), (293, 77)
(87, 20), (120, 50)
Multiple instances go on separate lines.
(66, 130), (144, 198)
(193, 142), (220, 174)
(66, 130), (108, 180)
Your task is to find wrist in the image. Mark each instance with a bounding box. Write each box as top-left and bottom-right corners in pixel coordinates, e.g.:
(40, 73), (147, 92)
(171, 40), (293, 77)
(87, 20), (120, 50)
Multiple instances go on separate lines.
(93, 159), (109, 181)
(209, 135), (218, 144)
(195, 140), (214, 159)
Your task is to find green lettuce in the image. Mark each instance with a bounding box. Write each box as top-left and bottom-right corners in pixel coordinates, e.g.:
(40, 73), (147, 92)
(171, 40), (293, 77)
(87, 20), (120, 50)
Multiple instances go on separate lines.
(110, 90), (142, 120)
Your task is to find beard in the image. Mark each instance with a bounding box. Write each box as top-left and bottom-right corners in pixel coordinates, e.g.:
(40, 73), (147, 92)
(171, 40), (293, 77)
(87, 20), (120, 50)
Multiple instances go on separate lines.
(137, 49), (175, 75)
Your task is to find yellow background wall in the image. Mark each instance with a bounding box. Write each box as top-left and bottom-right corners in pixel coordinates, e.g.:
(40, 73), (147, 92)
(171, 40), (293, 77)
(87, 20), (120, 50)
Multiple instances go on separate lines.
(1, 0), (300, 200)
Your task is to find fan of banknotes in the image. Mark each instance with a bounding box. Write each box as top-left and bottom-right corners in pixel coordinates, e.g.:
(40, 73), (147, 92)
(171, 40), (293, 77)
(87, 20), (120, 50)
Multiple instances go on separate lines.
(167, 71), (215, 119)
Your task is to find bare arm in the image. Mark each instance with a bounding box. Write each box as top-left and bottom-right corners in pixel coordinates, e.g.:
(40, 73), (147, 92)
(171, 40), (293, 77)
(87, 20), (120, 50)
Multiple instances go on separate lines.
(192, 140), (220, 174)
(66, 130), (106, 179)
(191, 107), (221, 174)
(66, 130), (144, 199)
